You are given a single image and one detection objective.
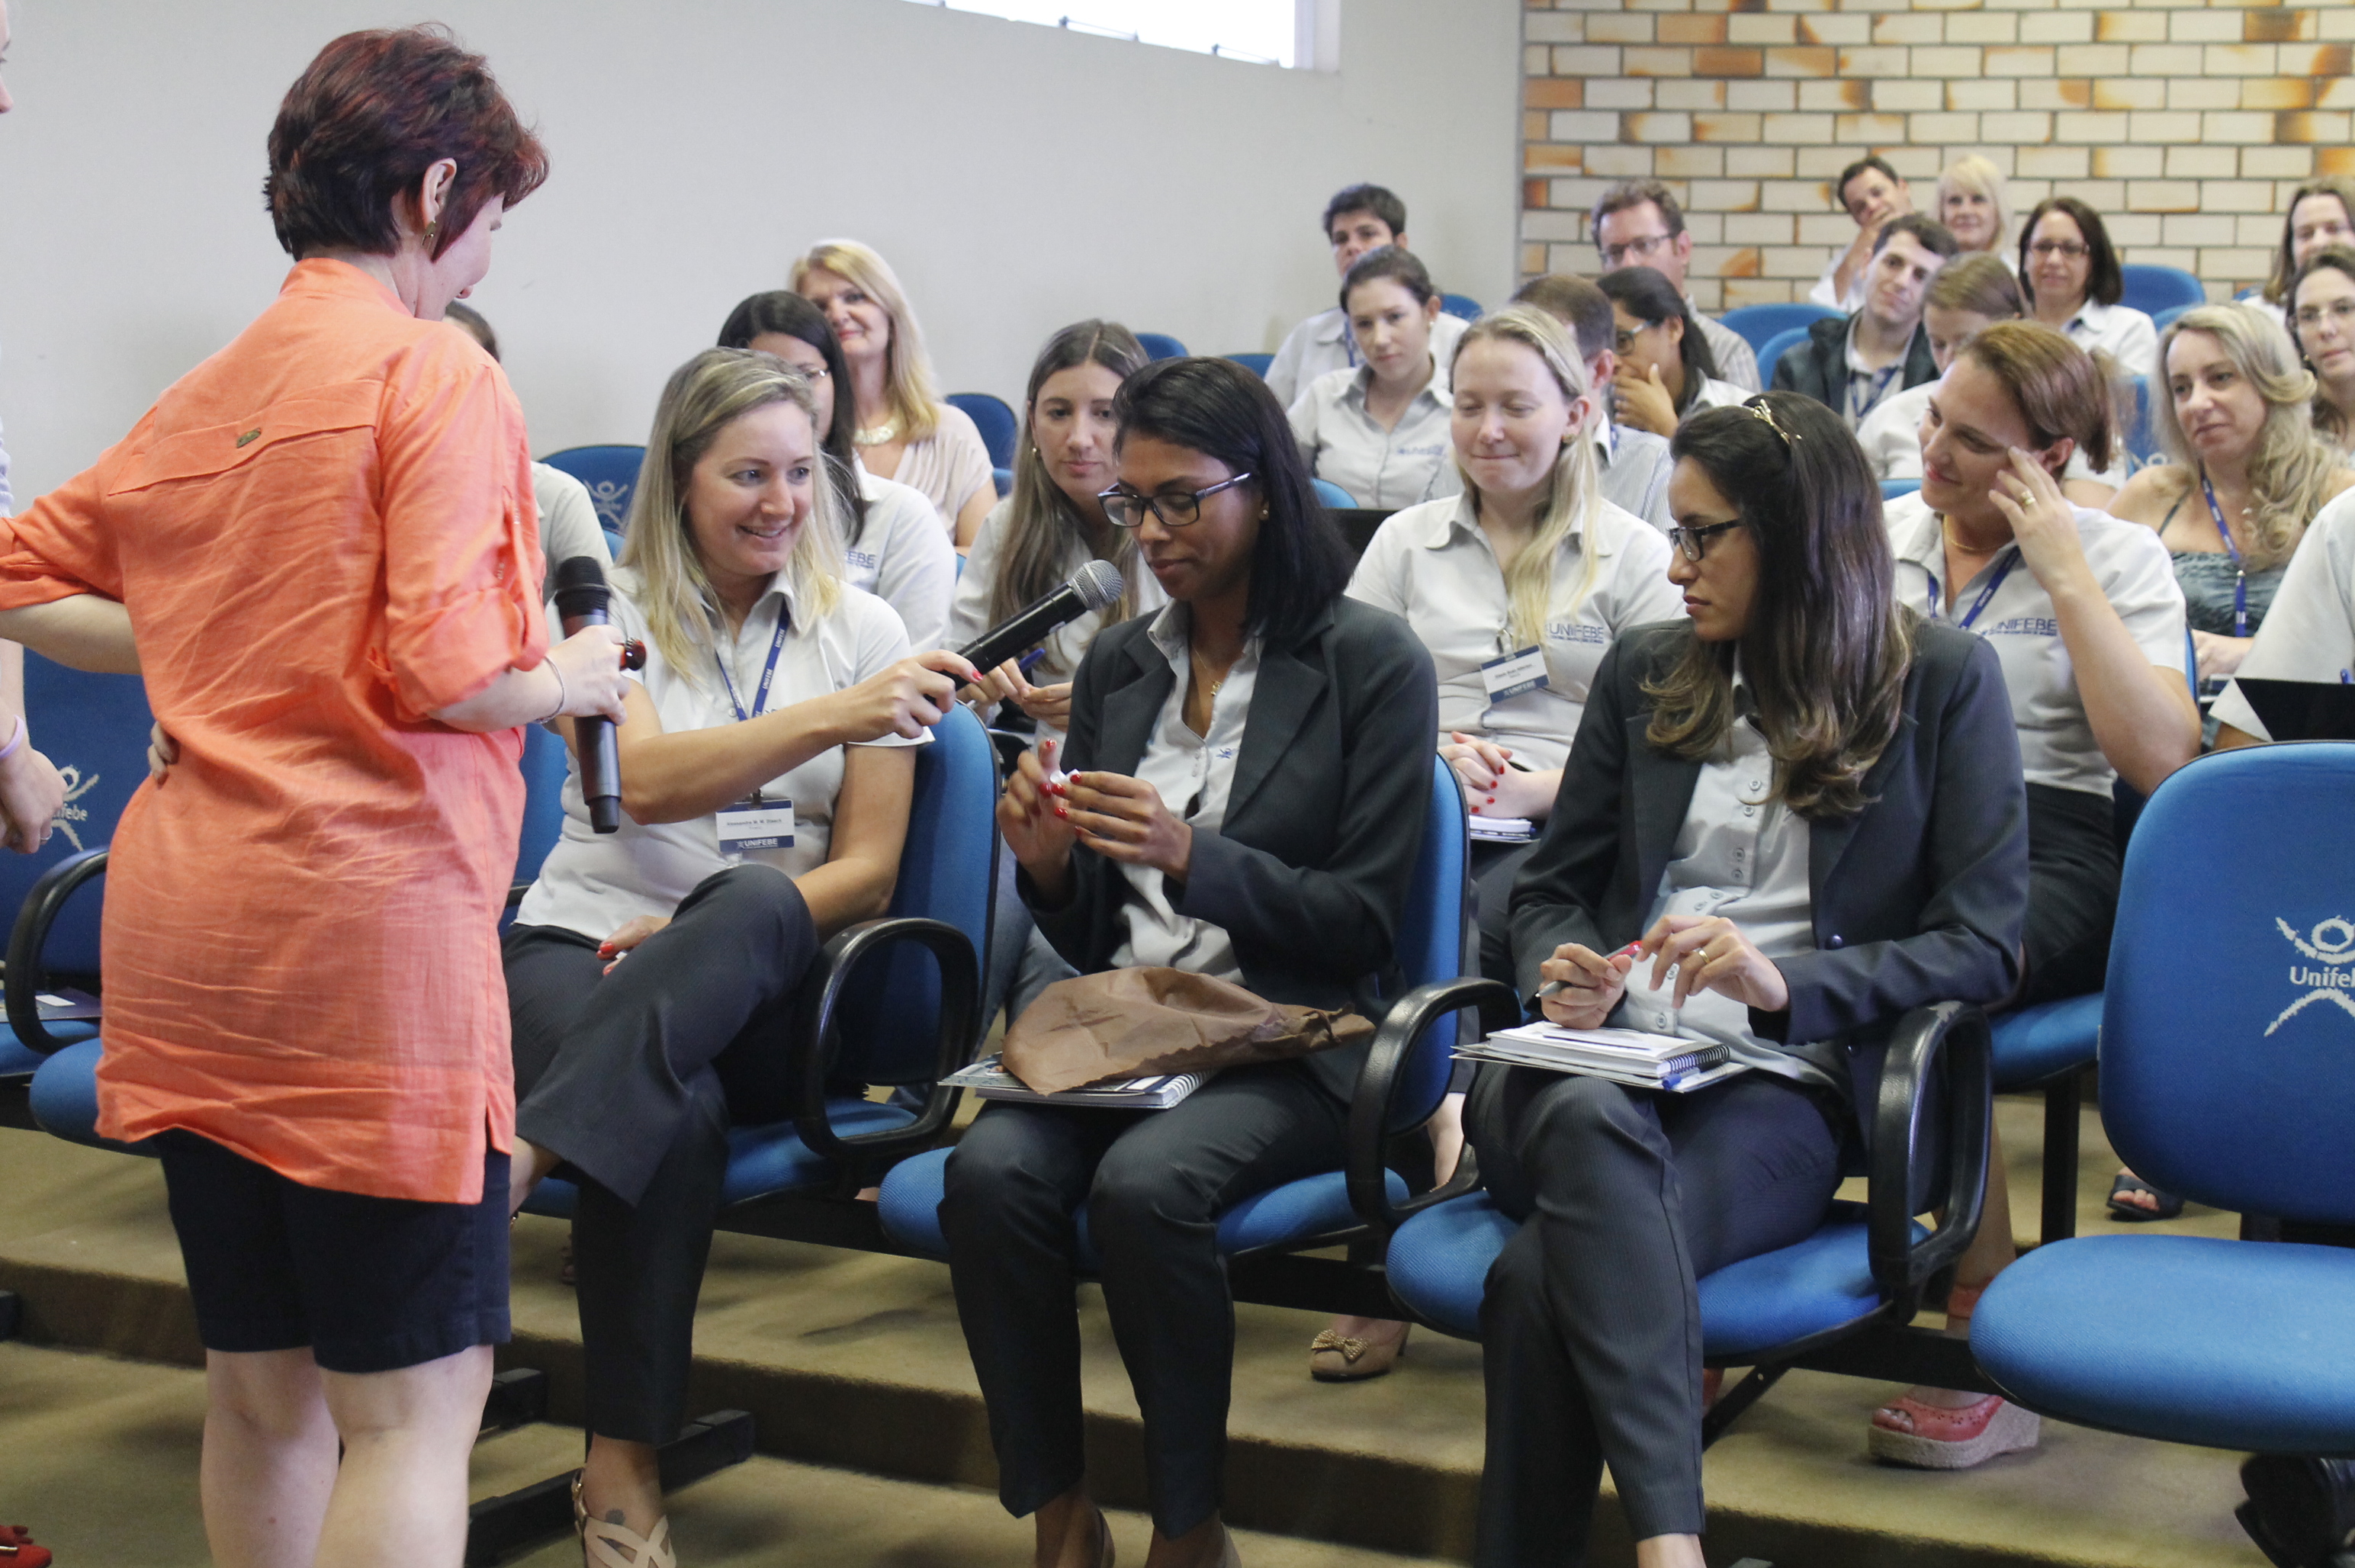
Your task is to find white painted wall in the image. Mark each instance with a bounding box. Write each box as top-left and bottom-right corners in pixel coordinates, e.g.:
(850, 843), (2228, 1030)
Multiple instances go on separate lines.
(0, 0), (1521, 499)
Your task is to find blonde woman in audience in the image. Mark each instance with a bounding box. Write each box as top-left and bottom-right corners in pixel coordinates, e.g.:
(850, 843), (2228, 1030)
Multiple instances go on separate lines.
(2253, 177), (2355, 333)
(1872, 322), (2196, 1467)
(1287, 246), (1458, 508)
(1595, 267), (1747, 438)
(1935, 154), (2012, 257)
(2018, 197), (2158, 382)
(791, 239), (996, 548)
(2290, 247), (2355, 450)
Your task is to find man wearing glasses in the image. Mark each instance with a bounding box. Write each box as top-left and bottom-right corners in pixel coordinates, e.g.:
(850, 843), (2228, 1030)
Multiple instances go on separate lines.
(1589, 181), (1760, 392)
(1264, 182), (1467, 409)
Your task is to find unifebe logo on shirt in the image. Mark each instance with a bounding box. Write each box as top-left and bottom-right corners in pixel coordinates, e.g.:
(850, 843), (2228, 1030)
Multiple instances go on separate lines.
(2269, 916), (2355, 1035)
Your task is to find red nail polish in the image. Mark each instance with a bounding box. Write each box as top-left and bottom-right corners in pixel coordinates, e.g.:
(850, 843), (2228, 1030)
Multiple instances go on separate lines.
(1053, 803), (1068, 820)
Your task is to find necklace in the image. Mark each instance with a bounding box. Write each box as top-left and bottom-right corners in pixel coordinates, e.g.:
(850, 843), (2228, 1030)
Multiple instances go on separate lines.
(1191, 651), (1231, 699)
(853, 419), (899, 448)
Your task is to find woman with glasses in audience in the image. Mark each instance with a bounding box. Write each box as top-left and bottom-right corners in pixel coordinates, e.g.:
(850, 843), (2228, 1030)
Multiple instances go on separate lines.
(791, 239), (997, 549)
(1479, 394), (2028, 1567)
(503, 349), (973, 1565)
(2252, 177), (2355, 335)
(2018, 197), (2158, 383)
(718, 290), (956, 649)
(1858, 255), (2126, 506)
(1936, 154), (2013, 258)
(1596, 267), (1747, 439)
(1287, 246), (1459, 508)
(2290, 247), (2355, 451)
(943, 358), (1435, 1568)
(1871, 321), (2196, 1466)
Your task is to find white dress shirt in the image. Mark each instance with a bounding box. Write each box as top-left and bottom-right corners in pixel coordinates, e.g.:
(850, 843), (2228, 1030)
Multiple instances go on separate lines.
(2213, 488), (2355, 739)
(1692, 307), (1761, 394)
(1858, 379), (2127, 491)
(532, 462), (613, 603)
(1840, 319), (1916, 430)
(1683, 374), (1751, 416)
(1267, 307), (1468, 413)
(518, 568), (923, 940)
(1884, 492), (2186, 795)
(1345, 492), (1682, 771)
(1807, 252), (1868, 314)
(1595, 423), (1675, 531)
(1288, 359), (1459, 509)
(1106, 604), (1261, 982)
(2054, 297), (2161, 384)
(846, 469), (958, 650)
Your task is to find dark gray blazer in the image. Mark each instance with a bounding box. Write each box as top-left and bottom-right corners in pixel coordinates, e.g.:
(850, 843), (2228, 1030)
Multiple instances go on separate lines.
(1507, 619), (2029, 1112)
(1770, 313), (1939, 416)
(1023, 596), (1439, 1102)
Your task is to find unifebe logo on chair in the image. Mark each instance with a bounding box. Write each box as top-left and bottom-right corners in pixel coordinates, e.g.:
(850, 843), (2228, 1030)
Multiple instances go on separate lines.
(2268, 917), (2355, 1036)
(50, 763), (98, 853)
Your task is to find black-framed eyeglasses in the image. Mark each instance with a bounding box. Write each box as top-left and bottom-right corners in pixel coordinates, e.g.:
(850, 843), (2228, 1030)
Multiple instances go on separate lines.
(1099, 473), (1254, 529)
(1666, 519), (1744, 563)
(2028, 239), (2089, 259)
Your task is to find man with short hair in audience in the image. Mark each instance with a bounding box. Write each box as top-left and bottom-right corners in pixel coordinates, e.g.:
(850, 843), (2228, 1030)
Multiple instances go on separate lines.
(1509, 274), (1675, 529)
(1266, 182), (1466, 409)
(1812, 156), (1916, 314)
(1589, 180), (1759, 392)
(1773, 214), (1957, 430)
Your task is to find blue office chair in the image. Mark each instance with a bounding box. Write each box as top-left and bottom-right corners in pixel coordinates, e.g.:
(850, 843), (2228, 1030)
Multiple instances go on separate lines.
(876, 755), (1475, 1275)
(1136, 333), (1188, 361)
(1312, 477), (1360, 509)
(513, 721), (570, 893)
(1720, 303), (1845, 355)
(1753, 324), (1818, 388)
(2152, 303), (2197, 334)
(1440, 293), (1483, 321)
(1971, 745), (2355, 1561)
(541, 445), (647, 541)
(1224, 352), (1274, 378)
(2119, 265), (2207, 320)
(991, 467), (1014, 500)
(2121, 376), (2163, 471)
(946, 392), (1018, 470)
(1881, 478), (1922, 500)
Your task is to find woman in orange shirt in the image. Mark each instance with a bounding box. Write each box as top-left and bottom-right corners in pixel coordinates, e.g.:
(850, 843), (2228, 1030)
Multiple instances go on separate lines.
(0, 28), (628, 1567)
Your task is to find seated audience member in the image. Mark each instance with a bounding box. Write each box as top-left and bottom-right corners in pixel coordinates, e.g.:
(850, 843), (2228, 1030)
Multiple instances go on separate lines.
(1935, 154), (2012, 258)
(504, 349), (972, 1562)
(1597, 266), (1749, 437)
(2019, 197), (2158, 383)
(1266, 182), (1467, 410)
(791, 239), (995, 548)
(1772, 215), (1957, 429)
(1872, 323), (2196, 1465)
(1589, 179), (1760, 391)
(2212, 484), (2355, 746)
(718, 290), (956, 648)
(1289, 247), (1458, 508)
(443, 301), (614, 599)
(1511, 273), (1677, 529)
(2290, 246), (2355, 451)
(1856, 255), (2125, 506)
(2252, 177), (2355, 333)
(1478, 394), (2028, 1567)
(1810, 155), (1915, 313)
(941, 358), (1435, 1568)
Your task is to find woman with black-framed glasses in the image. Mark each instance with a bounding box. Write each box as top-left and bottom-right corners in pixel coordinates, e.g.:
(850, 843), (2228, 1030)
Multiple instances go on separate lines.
(939, 357), (1437, 1568)
(2018, 196), (2158, 383)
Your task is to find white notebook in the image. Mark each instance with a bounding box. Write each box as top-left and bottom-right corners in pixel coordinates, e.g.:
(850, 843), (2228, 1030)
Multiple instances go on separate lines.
(1456, 1023), (1747, 1094)
(942, 1055), (1206, 1111)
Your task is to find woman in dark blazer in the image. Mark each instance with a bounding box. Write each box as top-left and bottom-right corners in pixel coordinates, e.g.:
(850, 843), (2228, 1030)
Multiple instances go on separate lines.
(1477, 394), (2029, 1568)
(940, 357), (1438, 1568)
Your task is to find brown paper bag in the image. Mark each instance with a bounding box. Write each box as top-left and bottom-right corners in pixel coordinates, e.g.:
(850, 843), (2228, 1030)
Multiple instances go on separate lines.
(999, 967), (1375, 1095)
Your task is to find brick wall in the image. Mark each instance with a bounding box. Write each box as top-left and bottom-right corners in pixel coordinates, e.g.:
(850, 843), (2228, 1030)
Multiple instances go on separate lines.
(1518, 0), (2355, 310)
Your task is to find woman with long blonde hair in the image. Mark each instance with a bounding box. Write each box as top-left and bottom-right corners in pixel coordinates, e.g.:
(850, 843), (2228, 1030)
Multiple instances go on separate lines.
(792, 239), (998, 548)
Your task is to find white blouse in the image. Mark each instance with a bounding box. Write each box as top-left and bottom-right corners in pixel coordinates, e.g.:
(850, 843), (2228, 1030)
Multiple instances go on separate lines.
(870, 402), (994, 534)
(2213, 489), (2355, 740)
(846, 468), (957, 650)
(2055, 297), (2161, 385)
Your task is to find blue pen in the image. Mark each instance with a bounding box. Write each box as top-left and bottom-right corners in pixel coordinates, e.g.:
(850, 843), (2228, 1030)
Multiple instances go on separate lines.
(1018, 647), (1049, 676)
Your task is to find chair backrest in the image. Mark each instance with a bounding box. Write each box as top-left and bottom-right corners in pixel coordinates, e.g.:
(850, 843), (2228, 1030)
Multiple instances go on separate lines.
(2100, 744), (2355, 1224)
(1753, 324), (1817, 384)
(541, 445), (647, 541)
(1389, 757), (1470, 1132)
(1439, 293), (1483, 321)
(3, 657), (153, 978)
(991, 467), (1014, 499)
(1719, 302), (1845, 354)
(1136, 333), (1188, 361)
(1312, 477), (1360, 509)
(514, 721), (571, 889)
(2151, 302), (2196, 334)
(946, 392), (1018, 469)
(2119, 264), (2206, 319)
(1881, 478), (1922, 500)
(1225, 352), (1274, 378)
(828, 702), (998, 1084)
(2120, 376), (2163, 471)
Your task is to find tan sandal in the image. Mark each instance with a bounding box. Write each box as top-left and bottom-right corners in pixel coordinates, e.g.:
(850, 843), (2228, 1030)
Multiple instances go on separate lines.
(572, 1472), (676, 1568)
(1308, 1320), (1410, 1382)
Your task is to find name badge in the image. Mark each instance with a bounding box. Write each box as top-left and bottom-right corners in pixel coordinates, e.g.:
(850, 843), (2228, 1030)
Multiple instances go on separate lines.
(1480, 646), (1548, 705)
(717, 801), (794, 858)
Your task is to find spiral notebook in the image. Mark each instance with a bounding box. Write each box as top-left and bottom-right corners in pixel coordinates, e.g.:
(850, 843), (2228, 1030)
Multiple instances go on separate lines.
(1455, 1023), (1746, 1093)
(942, 1055), (1206, 1110)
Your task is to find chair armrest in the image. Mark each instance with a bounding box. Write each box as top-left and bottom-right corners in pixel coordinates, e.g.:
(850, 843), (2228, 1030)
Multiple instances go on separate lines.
(506, 883), (530, 911)
(1346, 976), (1520, 1238)
(6, 848), (108, 1058)
(1867, 1000), (1993, 1300)
(789, 915), (982, 1174)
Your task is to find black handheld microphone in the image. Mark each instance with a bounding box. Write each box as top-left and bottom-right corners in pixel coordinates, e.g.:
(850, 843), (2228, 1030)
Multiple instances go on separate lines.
(956, 560), (1126, 674)
(551, 555), (623, 834)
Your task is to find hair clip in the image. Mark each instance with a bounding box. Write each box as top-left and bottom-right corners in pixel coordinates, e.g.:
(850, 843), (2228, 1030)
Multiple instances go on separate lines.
(1747, 397), (1800, 445)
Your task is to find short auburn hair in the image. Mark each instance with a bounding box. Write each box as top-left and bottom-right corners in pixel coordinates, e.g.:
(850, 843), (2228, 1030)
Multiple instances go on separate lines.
(265, 26), (548, 262)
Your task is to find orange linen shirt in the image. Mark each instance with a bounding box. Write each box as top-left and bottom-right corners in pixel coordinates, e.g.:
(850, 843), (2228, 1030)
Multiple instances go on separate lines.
(0, 260), (547, 1203)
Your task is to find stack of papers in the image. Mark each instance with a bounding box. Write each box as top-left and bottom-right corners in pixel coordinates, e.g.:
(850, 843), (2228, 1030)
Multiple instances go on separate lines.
(1456, 1023), (1747, 1093)
(1468, 815), (1537, 843)
(942, 1055), (1206, 1110)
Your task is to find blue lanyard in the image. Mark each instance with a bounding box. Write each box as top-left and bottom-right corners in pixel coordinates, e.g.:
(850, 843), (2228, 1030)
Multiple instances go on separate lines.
(715, 612), (789, 724)
(1929, 548), (2021, 632)
(2199, 470), (2250, 638)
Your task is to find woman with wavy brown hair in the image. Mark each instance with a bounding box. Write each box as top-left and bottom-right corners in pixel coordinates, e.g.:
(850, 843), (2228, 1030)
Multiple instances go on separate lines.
(1478, 392), (2029, 1566)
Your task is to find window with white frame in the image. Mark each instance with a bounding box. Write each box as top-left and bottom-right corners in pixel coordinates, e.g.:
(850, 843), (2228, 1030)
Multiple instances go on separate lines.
(900, 0), (1315, 69)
